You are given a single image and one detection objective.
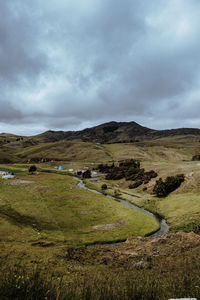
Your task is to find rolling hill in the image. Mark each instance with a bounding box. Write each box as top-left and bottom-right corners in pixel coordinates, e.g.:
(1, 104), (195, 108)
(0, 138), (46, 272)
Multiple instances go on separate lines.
(33, 121), (200, 144)
(0, 121), (200, 163)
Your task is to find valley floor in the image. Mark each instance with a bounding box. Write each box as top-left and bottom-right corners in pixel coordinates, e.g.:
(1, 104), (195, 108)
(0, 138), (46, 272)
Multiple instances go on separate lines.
(0, 159), (200, 299)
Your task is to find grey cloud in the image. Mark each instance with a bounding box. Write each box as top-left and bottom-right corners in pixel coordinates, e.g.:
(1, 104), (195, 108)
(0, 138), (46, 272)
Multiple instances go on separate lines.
(0, 101), (22, 122)
(0, 1), (47, 83)
(0, 0), (200, 134)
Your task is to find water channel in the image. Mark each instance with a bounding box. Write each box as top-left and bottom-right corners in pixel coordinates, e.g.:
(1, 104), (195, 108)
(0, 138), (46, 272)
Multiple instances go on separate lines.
(74, 177), (169, 240)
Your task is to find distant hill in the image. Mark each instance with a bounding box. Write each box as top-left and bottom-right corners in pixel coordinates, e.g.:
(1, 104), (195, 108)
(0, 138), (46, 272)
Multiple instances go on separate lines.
(33, 121), (200, 144)
(1, 121), (200, 164)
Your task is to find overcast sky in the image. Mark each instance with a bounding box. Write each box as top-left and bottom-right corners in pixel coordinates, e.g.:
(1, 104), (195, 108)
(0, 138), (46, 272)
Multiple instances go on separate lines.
(0, 0), (200, 135)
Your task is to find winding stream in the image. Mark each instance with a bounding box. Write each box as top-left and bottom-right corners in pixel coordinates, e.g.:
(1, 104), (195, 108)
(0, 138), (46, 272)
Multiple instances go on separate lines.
(74, 177), (169, 239)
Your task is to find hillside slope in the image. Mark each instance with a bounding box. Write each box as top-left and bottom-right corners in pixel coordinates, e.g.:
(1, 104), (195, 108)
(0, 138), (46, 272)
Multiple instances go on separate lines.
(33, 121), (200, 144)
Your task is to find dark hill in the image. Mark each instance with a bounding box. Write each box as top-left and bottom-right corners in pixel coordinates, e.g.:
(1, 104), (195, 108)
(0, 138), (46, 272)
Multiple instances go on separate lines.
(34, 121), (200, 144)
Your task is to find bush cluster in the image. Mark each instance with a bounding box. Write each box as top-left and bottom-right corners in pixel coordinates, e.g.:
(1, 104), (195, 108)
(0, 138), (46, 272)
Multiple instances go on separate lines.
(97, 159), (158, 189)
(153, 174), (185, 197)
(129, 180), (143, 189)
(28, 165), (37, 173)
(101, 184), (108, 190)
(98, 163), (115, 173)
(82, 170), (91, 179)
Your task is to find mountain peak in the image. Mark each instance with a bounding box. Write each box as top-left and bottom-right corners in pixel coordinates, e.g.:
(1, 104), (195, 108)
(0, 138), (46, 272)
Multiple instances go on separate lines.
(33, 121), (200, 144)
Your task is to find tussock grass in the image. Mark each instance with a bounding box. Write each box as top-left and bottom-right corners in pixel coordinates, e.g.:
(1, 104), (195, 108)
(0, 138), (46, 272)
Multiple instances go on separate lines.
(1, 250), (200, 300)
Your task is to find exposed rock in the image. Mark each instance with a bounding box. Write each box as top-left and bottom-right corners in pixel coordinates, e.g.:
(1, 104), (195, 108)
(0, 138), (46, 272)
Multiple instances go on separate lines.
(80, 211), (92, 215)
(10, 180), (33, 186)
(92, 220), (125, 231)
(135, 261), (148, 269)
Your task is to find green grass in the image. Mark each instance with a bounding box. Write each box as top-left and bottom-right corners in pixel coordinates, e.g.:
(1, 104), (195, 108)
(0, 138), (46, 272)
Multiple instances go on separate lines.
(84, 159), (200, 233)
(0, 168), (159, 245)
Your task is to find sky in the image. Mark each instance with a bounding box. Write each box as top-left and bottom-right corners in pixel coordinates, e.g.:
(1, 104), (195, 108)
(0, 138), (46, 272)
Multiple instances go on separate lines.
(0, 0), (200, 135)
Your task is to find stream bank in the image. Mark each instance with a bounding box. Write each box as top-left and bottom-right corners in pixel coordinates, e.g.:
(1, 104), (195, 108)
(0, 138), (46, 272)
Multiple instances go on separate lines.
(73, 177), (169, 242)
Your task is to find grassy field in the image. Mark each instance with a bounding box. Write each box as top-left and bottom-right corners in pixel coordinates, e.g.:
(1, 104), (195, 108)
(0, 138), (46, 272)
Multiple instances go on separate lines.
(1, 138), (200, 299)
(0, 166), (159, 245)
(85, 159), (200, 233)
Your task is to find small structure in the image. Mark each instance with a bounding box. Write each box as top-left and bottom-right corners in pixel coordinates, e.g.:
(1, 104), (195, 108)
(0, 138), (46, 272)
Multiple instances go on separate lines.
(0, 171), (8, 175)
(68, 169), (74, 172)
(2, 174), (14, 180)
(58, 165), (63, 171)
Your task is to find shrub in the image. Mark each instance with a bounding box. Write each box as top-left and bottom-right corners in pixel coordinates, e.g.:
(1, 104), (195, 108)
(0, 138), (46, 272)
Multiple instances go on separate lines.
(165, 174), (185, 194)
(119, 159), (140, 169)
(101, 184), (108, 190)
(105, 167), (124, 180)
(125, 167), (142, 180)
(99, 160), (157, 185)
(153, 178), (167, 197)
(153, 174), (184, 197)
(82, 170), (91, 178)
(192, 154), (200, 161)
(29, 165), (37, 173)
(98, 163), (115, 173)
(129, 180), (143, 189)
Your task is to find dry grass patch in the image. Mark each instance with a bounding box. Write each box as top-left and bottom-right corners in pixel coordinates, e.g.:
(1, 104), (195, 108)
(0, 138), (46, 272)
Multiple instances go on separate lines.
(9, 180), (33, 186)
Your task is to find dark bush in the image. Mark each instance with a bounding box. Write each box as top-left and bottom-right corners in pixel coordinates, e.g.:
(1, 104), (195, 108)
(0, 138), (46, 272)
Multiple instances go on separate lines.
(101, 184), (108, 190)
(105, 167), (124, 180)
(153, 178), (167, 197)
(82, 170), (91, 178)
(125, 167), (142, 180)
(125, 168), (157, 183)
(98, 163), (114, 173)
(145, 170), (158, 179)
(143, 170), (158, 184)
(99, 160), (157, 188)
(192, 155), (200, 161)
(29, 165), (37, 173)
(153, 174), (184, 197)
(165, 174), (185, 194)
(119, 159), (140, 169)
(129, 180), (143, 189)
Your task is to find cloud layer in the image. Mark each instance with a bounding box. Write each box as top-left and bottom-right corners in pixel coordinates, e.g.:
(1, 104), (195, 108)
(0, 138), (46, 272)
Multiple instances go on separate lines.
(0, 0), (200, 135)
